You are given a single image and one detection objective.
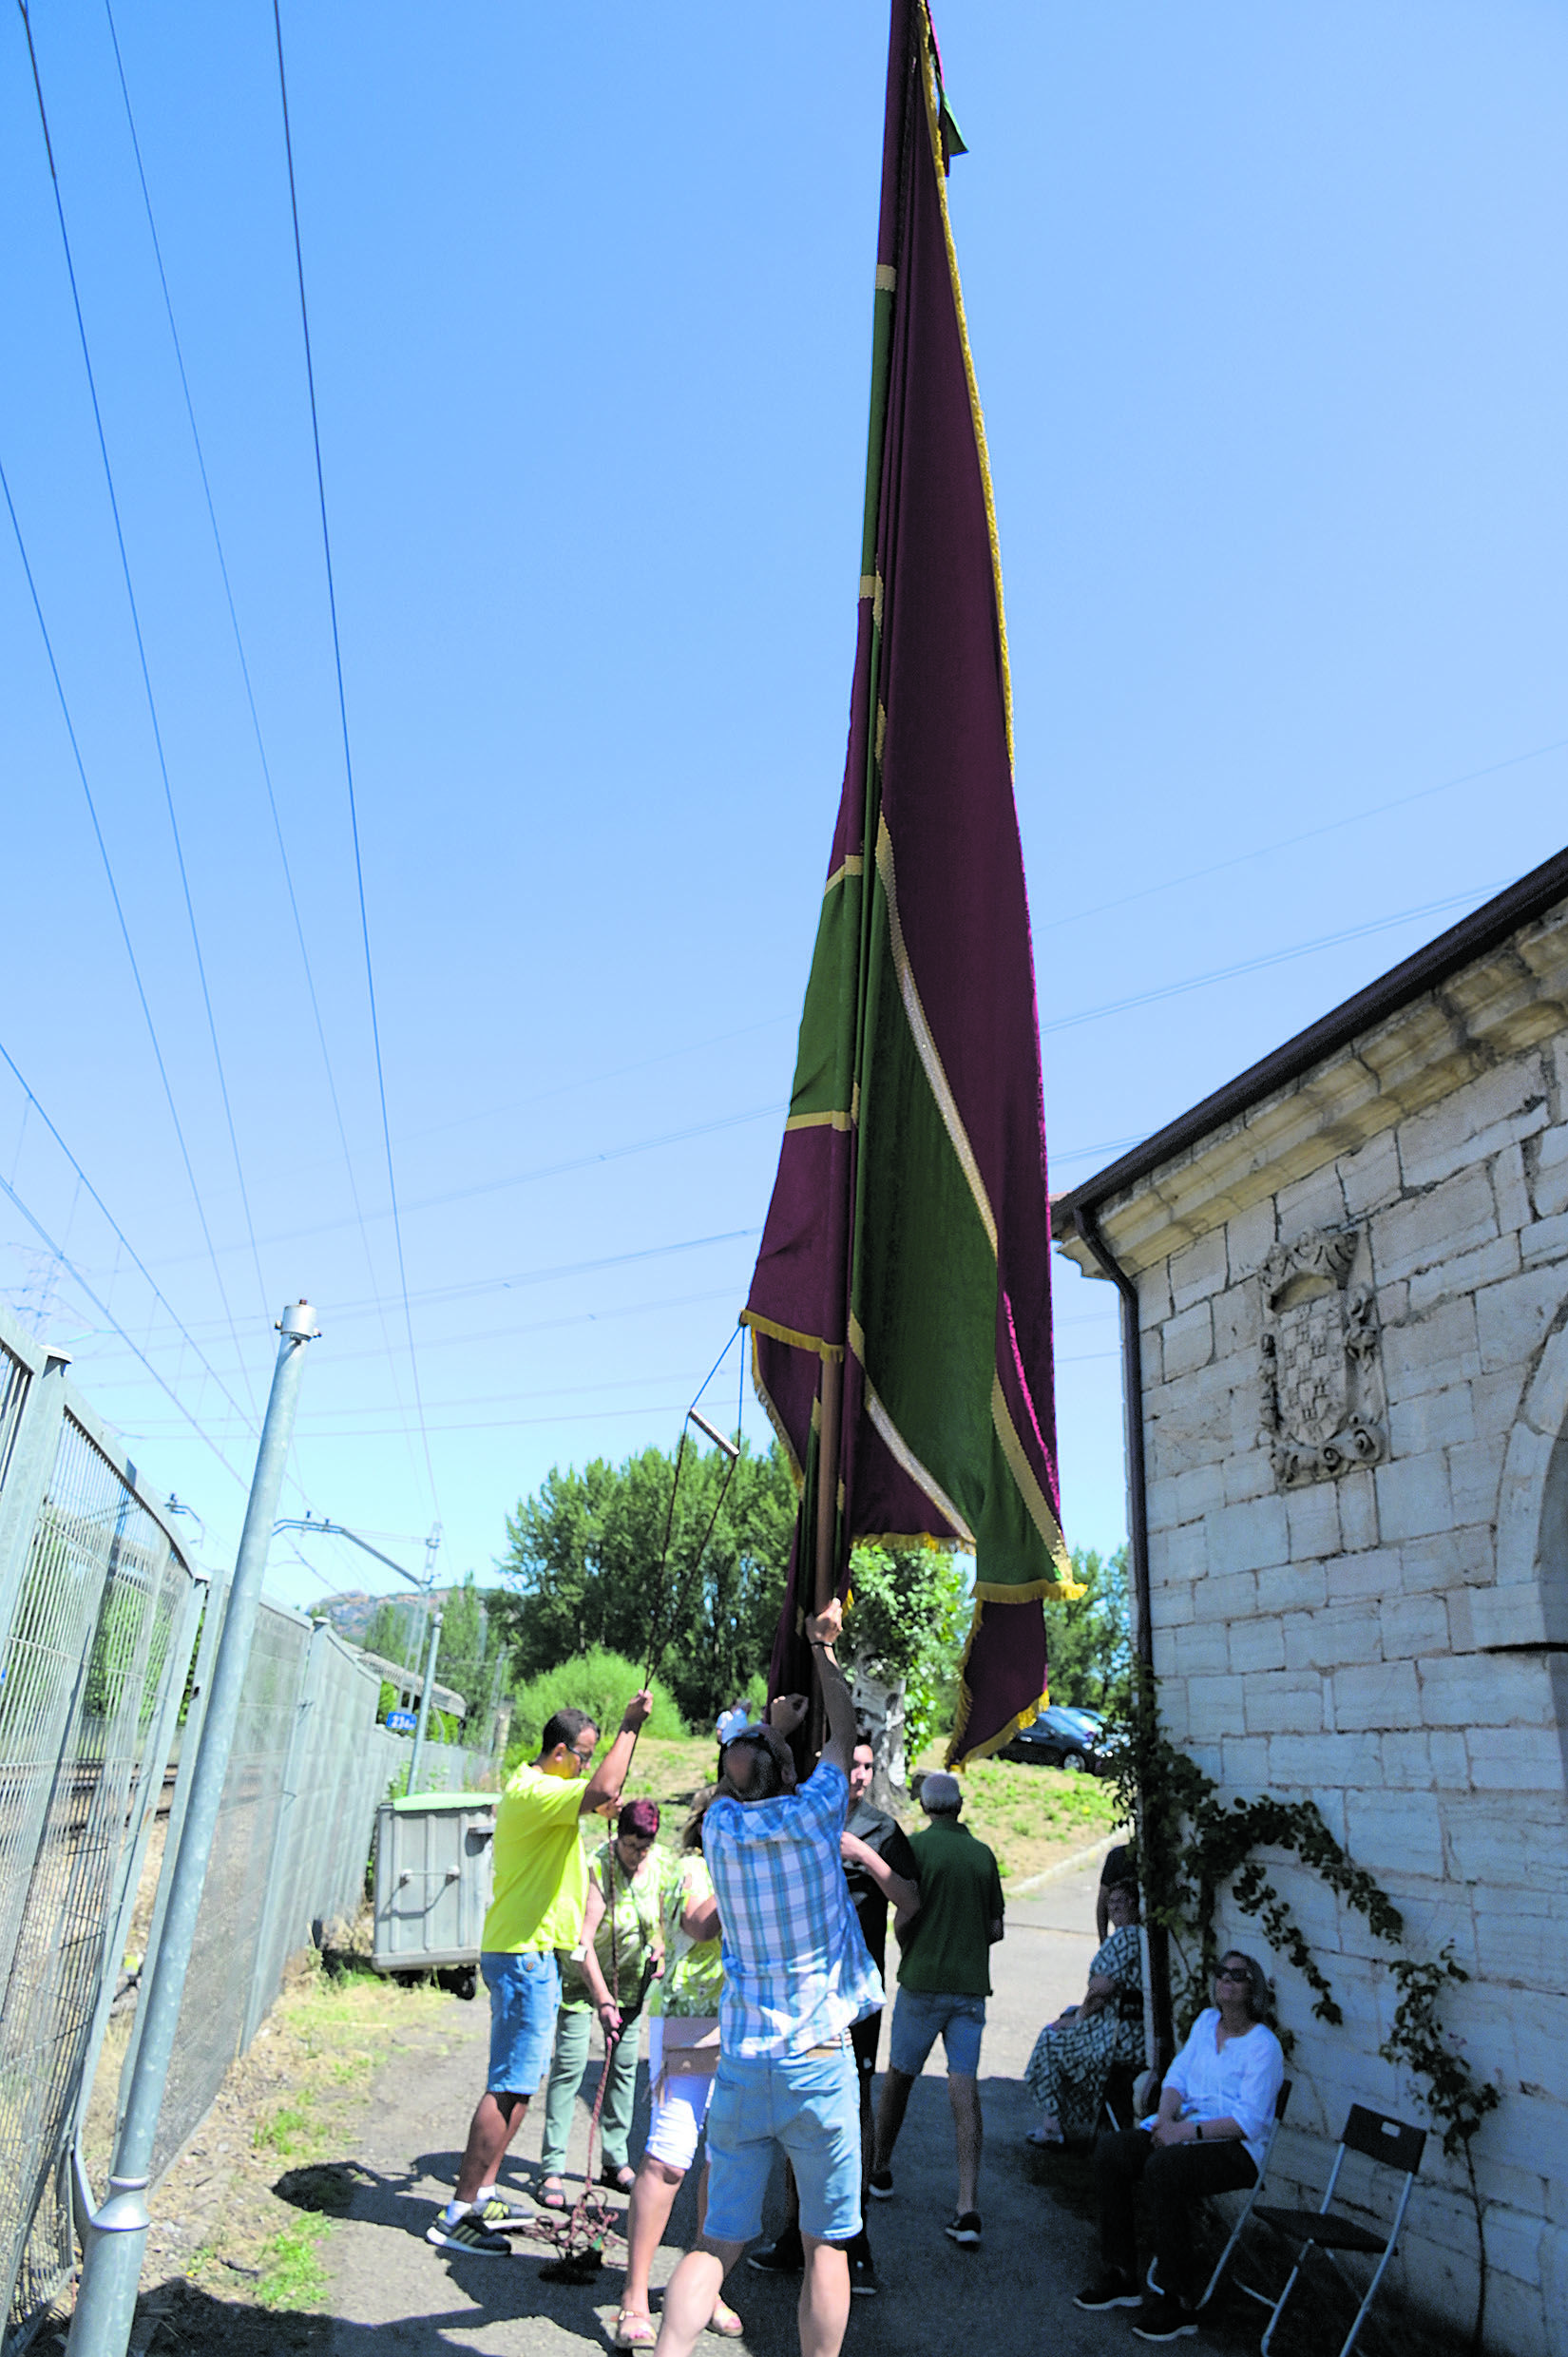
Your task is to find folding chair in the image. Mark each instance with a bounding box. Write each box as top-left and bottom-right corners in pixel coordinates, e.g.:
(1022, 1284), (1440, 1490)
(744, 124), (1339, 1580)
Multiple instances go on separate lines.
(1254, 2103), (1426, 2357)
(1148, 2077), (1292, 2311)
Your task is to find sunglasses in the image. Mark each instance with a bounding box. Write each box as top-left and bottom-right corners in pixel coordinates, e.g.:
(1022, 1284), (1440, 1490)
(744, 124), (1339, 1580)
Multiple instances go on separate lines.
(1214, 1966), (1252, 1984)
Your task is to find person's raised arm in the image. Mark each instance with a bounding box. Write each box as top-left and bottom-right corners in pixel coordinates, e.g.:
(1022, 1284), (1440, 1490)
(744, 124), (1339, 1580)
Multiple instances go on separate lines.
(806, 1599), (855, 1778)
(840, 1830), (921, 1927)
(581, 1689), (654, 1816)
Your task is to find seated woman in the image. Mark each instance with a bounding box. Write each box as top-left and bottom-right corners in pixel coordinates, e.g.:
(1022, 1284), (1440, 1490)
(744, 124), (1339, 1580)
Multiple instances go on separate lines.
(1024, 1874), (1144, 2144)
(1075, 1947), (1286, 2345)
(615, 1790), (740, 2348)
(539, 1798), (666, 2207)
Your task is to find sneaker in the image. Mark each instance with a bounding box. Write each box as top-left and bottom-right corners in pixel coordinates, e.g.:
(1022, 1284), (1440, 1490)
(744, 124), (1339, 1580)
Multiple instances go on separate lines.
(867, 2169), (894, 2201)
(475, 2194), (526, 2227)
(425, 2209), (511, 2256)
(1074, 2271), (1142, 2310)
(848, 2253), (878, 2296)
(944, 2211), (982, 2247)
(1131, 2294), (1198, 2342)
(747, 2236), (804, 2275)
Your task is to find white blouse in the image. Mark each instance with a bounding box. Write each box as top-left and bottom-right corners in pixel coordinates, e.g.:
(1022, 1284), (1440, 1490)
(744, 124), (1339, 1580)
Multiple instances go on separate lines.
(1157, 2007), (1285, 2172)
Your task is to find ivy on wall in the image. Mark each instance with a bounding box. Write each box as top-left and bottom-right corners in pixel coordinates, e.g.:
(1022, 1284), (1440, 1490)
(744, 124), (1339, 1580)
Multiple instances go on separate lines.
(1112, 1666), (1500, 2160)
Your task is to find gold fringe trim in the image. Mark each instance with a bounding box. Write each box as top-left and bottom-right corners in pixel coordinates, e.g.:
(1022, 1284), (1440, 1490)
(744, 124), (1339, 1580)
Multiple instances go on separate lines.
(748, 1328), (802, 1488)
(916, 12), (1014, 771)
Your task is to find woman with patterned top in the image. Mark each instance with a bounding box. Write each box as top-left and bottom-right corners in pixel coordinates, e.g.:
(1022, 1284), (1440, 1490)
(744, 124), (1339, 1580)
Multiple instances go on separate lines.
(1024, 1876), (1145, 2144)
(617, 1790), (742, 2349)
(539, 1798), (670, 2206)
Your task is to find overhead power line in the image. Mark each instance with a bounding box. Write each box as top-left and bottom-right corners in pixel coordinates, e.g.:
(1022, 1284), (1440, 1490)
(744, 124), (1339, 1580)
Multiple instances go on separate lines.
(98, 0), (422, 1472)
(270, 0), (440, 1522)
(15, 0), (267, 1408)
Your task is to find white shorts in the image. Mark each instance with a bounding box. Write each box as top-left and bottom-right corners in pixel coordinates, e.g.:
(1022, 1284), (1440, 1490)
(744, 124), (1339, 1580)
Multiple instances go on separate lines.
(644, 2017), (717, 2174)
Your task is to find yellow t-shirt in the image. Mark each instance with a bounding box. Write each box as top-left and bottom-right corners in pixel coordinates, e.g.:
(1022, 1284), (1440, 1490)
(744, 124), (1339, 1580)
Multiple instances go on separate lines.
(482, 1763), (591, 1953)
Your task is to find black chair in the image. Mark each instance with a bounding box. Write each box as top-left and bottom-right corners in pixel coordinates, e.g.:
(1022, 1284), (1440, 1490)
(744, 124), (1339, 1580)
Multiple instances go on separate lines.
(1255, 2103), (1426, 2357)
(1147, 2077), (1293, 2312)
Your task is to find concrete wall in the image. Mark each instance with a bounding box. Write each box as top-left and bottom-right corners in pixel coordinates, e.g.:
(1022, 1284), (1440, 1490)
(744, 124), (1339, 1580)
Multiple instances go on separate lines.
(1058, 915), (1568, 2355)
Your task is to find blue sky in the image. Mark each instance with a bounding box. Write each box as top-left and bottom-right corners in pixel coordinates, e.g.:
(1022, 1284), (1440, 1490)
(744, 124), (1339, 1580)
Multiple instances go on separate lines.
(2, 1), (1565, 1614)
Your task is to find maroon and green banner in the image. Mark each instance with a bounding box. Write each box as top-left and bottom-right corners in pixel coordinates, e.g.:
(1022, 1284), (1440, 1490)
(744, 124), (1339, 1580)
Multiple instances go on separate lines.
(742, 0), (1075, 1767)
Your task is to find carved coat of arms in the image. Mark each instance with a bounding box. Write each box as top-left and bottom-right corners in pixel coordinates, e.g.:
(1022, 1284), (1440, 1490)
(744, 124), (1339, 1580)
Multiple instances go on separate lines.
(1258, 1227), (1386, 1486)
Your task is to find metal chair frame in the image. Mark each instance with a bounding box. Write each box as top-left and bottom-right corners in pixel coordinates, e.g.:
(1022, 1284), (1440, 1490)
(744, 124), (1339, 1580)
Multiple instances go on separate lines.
(1255, 2103), (1426, 2357)
(1146, 2077), (1293, 2312)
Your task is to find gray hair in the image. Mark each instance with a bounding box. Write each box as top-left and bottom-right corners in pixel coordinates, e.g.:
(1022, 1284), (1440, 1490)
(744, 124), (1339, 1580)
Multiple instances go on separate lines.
(921, 1771), (963, 1816)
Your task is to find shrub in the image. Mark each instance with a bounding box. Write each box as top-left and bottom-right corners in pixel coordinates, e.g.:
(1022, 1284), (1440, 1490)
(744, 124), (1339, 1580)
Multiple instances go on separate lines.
(504, 1647), (686, 1772)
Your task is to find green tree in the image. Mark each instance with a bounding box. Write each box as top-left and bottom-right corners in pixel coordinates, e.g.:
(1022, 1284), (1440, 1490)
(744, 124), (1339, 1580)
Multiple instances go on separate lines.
(492, 1438), (796, 1729)
(1043, 1543), (1132, 1715)
(842, 1543), (970, 1766)
(363, 1595), (420, 1668)
(433, 1572), (505, 1734)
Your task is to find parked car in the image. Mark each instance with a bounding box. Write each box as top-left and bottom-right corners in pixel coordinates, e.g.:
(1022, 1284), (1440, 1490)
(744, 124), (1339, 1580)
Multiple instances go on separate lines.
(998, 1704), (1116, 1775)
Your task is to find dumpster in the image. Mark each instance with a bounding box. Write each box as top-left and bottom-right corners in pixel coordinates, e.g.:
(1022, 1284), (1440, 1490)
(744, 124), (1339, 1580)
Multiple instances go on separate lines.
(373, 1792), (495, 1977)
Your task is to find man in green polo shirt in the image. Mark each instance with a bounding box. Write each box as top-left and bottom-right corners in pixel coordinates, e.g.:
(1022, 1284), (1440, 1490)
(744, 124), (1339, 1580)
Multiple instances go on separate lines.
(868, 1772), (1003, 2249)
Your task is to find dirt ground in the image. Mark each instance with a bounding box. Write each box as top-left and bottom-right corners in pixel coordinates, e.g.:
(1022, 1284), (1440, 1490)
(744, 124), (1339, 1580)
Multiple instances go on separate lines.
(48, 1856), (1374, 2357)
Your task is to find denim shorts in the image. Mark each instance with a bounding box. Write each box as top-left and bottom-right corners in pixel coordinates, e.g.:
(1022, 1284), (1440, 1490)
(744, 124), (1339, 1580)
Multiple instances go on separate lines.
(481, 1948), (561, 2095)
(703, 2043), (861, 2245)
(889, 1988), (985, 2078)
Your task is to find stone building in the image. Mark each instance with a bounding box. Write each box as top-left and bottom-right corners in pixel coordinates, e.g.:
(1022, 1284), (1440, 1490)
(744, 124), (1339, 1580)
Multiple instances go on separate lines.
(1051, 848), (1568, 2356)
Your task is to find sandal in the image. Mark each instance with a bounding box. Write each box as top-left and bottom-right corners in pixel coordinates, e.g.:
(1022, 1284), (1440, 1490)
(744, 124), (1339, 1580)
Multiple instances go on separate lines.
(600, 2162), (637, 2194)
(615, 2312), (658, 2348)
(538, 2175), (568, 2210)
(706, 2298), (744, 2338)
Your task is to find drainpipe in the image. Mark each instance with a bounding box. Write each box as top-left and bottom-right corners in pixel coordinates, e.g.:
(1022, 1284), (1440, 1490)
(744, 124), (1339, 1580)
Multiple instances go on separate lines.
(1071, 1204), (1173, 2068)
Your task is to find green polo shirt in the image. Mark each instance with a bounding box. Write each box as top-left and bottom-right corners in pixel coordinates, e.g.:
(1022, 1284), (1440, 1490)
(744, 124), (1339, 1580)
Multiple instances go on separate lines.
(898, 1816), (1004, 1999)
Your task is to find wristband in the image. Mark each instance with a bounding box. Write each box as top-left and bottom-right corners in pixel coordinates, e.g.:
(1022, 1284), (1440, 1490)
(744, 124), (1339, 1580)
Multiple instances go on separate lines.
(1195, 2120), (1203, 2142)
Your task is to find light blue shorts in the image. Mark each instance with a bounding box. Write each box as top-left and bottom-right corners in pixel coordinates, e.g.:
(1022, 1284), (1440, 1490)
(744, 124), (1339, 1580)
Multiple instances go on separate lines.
(481, 1948), (561, 2096)
(703, 2044), (861, 2245)
(889, 1988), (985, 2079)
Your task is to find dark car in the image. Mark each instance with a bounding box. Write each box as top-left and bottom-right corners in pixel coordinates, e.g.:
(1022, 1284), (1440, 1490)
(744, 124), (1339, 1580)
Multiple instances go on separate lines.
(998, 1704), (1115, 1775)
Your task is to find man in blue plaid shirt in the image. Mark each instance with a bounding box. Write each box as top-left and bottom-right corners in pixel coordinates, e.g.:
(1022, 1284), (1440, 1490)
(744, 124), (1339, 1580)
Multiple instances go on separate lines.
(652, 1598), (878, 2357)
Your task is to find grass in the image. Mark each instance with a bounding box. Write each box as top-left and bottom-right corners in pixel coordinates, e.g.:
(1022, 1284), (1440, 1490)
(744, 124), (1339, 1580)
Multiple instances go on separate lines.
(257, 2213), (335, 2310)
(602, 1725), (1125, 1884)
(911, 1742), (1124, 1882)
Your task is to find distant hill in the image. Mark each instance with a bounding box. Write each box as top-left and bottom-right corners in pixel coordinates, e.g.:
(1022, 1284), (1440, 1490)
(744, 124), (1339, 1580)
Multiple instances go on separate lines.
(318, 1587), (460, 1644)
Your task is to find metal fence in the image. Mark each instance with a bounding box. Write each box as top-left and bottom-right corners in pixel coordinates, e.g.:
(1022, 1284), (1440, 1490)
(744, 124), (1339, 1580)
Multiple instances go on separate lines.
(0, 1299), (496, 2349)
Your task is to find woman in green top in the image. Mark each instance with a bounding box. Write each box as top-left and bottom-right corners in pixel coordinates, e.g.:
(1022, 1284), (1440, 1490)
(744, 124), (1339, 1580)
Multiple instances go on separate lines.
(616, 1790), (740, 2348)
(540, 1798), (669, 2202)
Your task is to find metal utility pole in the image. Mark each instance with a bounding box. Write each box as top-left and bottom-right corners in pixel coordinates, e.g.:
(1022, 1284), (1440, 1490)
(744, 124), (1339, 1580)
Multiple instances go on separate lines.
(407, 1606), (444, 1798)
(68, 1303), (319, 2357)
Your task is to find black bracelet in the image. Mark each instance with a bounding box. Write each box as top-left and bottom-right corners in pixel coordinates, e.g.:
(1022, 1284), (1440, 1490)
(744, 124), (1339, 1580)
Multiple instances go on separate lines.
(1195, 2121), (1203, 2142)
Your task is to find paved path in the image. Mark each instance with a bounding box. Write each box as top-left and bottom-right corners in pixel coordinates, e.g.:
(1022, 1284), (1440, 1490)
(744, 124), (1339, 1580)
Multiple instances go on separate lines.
(321, 1862), (1265, 2357)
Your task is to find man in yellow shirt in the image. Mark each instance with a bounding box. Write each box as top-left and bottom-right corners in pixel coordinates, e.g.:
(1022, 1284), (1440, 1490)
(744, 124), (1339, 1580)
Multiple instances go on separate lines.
(428, 1691), (653, 2254)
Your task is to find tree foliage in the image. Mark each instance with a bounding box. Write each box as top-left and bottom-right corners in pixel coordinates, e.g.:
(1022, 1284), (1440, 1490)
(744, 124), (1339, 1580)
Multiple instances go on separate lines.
(492, 1438), (796, 1729)
(1044, 1543), (1132, 1715)
(844, 1543), (970, 1758)
(505, 1647), (686, 1769)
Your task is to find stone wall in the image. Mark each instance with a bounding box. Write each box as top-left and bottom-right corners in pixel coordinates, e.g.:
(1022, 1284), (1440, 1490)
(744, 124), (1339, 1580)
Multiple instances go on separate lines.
(1057, 910), (1568, 2356)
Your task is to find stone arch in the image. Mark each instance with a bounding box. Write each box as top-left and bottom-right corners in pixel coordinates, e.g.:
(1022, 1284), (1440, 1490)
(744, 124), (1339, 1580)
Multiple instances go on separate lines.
(1491, 1317), (1568, 1650)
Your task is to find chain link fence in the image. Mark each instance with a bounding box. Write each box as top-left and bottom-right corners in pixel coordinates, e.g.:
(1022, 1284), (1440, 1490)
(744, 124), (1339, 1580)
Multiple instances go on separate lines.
(0, 1301), (499, 2349)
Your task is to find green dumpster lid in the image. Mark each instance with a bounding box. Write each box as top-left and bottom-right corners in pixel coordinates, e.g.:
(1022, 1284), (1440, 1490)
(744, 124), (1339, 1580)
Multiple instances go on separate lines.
(388, 1790), (495, 1811)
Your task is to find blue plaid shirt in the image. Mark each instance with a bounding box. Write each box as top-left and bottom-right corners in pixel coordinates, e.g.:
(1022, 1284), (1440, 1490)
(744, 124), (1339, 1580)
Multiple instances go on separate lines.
(702, 1758), (884, 2059)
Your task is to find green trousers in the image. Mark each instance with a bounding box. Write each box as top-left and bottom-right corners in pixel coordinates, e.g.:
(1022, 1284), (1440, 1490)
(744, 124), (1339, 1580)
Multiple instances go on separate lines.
(539, 2003), (641, 2173)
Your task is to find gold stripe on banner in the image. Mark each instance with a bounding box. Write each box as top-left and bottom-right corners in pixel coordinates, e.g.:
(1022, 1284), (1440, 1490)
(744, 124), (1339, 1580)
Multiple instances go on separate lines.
(739, 1307), (844, 1363)
(822, 854), (865, 896)
(784, 1108), (853, 1133)
(847, 1313), (977, 1545)
(874, 262), (897, 291)
(874, 816), (997, 1252)
(917, 16), (1014, 771)
(992, 1373), (1077, 1583)
(746, 1328), (802, 1488)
